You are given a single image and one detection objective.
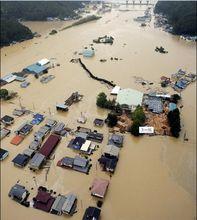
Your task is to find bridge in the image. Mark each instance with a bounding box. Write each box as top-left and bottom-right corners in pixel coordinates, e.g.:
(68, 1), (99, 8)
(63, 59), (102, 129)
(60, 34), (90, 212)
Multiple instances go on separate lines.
(122, 0), (154, 6)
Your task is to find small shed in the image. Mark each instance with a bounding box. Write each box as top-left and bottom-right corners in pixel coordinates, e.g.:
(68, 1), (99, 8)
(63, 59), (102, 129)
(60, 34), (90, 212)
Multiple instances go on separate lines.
(56, 103), (69, 112)
(0, 127), (11, 140)
(23, 148), (35, 158)
(1, 115), (14, 125)
(0, 148), (9, 160)
(91, 178), (109, 198)
(10, 135), (24, 145)
(45, 119), (57, 128)
(93, 118), (104, 127)
(29, 140), (41, 150)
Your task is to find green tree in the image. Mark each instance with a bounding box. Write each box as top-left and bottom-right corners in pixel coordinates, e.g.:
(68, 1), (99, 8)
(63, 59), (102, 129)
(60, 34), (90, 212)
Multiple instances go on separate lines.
(0, 89), (9, 99)
(171, 94), (181, 104)
(132, 105), (145, 125)
(167, 108), (181, 137)
(130, 121), (141, 136)
(96, 92), (108, 108)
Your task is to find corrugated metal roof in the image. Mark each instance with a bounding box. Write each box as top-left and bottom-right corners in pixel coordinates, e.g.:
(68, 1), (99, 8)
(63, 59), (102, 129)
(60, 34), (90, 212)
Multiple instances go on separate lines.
(62, 193), (77, 214)
(25, 63), (48, 74)
(116, 88), (143, 107)
(103, 144), (120, 157)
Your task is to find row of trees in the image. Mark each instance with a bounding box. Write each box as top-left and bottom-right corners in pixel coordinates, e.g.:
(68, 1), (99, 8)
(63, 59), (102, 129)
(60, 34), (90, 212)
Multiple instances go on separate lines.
(154, 1), (197, 36)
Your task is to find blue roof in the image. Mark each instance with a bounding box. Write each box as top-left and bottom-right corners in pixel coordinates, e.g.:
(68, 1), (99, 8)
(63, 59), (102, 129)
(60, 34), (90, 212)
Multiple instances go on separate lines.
(12, 154), (29, 167)
(169, 102), (177, 111)
(83, 49), (95, 58)
(25, 63), (48, 74)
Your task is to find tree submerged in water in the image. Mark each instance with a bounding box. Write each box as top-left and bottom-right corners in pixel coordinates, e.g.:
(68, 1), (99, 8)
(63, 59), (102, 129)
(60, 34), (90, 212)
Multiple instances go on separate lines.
(167, 108), (181, 138)
(130, 105), (145, 137)
(0, 89), (17, 100)
(96, 92), (116, 110)
(105, 112), (118, 127)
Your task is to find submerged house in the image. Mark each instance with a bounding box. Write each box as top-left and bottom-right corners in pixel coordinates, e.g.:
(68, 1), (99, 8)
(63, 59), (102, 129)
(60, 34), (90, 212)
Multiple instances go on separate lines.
(29, 153), (46, 170)
(30, 113), (44, 125)
(87, 132), (104, 143)
(33, 187), (55, 212)
(102, 145), (120, 158)
(1, 73), (17, 83)
(8, 184), (30, 204)
(57, 156), (91, 174)
(116, 88), (143, 111)
(12, 154), (29, 167)
(10, 135), (24, 145)
(91, 178), (109, 199)
(83, 206), (101, 220)
(93, 118), (104, 127)
(0, 127), (11, 140)
(50, 194), (77, 216)
(39, 134), (61, 158)
(15, 122), (33, 136)
(98, 155), (118, 173)
(29, 140), (42, 151)
(108, 134), (124, 148)
(98, 144), (120, 173)
(24, 63), (48, 75)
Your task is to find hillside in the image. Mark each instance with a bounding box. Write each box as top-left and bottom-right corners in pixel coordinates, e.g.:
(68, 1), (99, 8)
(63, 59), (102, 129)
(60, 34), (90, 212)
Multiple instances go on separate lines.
(0, 1), (84, 47)
(0, 19), (33, 47)
(154, 1), (197, 36)
(1, 1), (83, 21)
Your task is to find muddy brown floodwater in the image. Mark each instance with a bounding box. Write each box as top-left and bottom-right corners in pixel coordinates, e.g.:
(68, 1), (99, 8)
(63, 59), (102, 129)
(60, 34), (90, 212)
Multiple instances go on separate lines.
(1, 6), (196, 220)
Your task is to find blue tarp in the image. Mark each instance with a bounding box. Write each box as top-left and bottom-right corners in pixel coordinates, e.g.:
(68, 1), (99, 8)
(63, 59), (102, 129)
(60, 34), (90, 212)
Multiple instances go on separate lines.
(25, 64), (48, 75)
(169, 102), (177, 111)
(83, 49), (95, 58)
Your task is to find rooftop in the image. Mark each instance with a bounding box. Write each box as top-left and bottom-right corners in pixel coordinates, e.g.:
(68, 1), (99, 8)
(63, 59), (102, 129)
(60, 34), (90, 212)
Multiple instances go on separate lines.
(116, 88), (143, 107)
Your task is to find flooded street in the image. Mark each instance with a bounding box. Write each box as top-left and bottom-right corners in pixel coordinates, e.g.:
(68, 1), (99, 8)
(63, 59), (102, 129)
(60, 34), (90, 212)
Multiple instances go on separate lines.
(1, 6), (196, 220)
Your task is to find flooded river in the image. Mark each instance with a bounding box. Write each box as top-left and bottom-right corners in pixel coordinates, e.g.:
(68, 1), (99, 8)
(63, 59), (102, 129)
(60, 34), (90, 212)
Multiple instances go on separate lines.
(1, 5), (196, 220)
